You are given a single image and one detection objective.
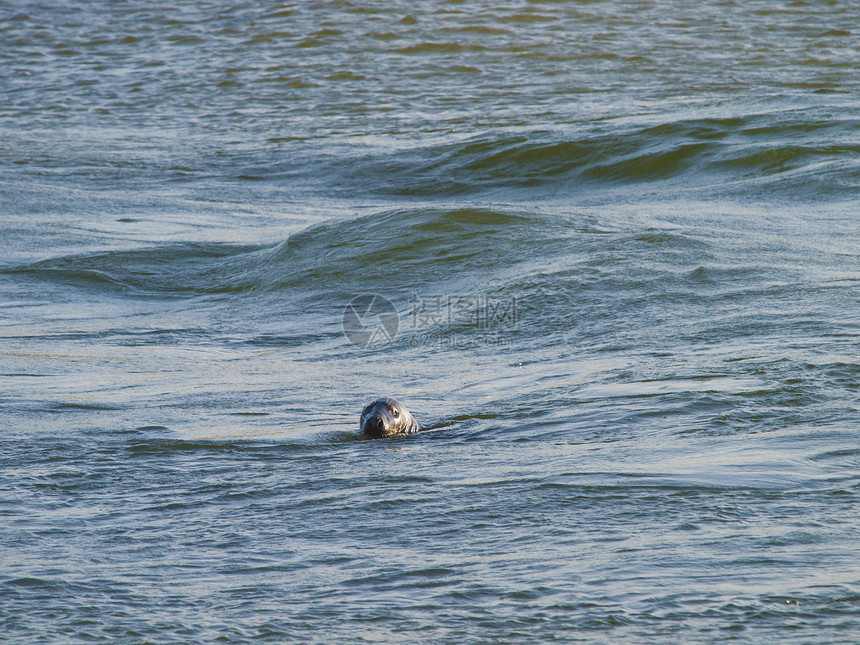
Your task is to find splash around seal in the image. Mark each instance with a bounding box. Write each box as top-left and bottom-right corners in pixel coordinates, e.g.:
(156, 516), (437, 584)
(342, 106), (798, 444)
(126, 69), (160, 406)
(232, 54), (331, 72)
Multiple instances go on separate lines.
(360, 398), (422, 438)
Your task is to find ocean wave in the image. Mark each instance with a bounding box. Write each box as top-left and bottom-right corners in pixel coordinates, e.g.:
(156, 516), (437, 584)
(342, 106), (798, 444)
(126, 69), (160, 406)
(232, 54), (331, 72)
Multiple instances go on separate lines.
(2, 243), (268, 297)
(2, 208), (556, 300)
(338, 111), (859, 198)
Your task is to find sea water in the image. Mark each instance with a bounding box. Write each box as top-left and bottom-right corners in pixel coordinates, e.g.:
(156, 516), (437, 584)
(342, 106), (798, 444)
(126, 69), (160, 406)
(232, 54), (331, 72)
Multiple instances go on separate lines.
(1, 1), (859, 642)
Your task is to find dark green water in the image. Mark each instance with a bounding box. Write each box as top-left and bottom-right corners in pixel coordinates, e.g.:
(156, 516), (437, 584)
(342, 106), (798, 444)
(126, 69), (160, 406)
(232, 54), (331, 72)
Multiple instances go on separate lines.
(1, 1), (858, 642)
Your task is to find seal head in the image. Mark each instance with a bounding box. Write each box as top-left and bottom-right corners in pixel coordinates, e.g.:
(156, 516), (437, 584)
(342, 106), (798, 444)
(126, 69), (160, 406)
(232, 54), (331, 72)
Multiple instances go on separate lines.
(360, 398), (421, 438)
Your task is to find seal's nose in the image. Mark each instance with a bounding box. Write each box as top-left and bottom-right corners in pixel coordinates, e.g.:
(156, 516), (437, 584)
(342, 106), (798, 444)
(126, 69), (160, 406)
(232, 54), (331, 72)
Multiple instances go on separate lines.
(364, 415), (387, 437)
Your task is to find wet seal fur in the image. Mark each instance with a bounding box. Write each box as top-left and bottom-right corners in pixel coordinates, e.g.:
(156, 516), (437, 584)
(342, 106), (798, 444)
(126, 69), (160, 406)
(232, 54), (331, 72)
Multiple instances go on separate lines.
(360, 398), (422, 438)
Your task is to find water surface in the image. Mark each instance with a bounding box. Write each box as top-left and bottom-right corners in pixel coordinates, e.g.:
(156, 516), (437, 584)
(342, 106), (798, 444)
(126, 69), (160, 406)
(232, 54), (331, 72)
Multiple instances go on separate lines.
(1, 1), (859, 642)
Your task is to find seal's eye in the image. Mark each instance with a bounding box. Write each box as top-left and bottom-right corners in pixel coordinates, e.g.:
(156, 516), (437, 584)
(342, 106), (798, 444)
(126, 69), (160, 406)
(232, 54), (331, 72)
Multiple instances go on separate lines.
(392, 408), (399, 417)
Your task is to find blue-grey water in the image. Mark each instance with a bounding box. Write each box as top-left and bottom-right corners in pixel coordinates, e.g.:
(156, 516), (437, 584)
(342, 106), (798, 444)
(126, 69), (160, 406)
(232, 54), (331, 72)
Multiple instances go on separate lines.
(1, 1), (859, 642)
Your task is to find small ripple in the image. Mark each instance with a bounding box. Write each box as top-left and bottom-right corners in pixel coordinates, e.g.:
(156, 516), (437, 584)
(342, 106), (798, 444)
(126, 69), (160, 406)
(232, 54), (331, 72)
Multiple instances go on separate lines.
(342, 567), (458, 588)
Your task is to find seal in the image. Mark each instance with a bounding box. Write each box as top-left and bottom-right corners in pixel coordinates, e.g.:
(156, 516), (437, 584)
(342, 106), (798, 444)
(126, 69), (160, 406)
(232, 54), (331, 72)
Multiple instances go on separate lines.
(360, 397), (422, 438)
